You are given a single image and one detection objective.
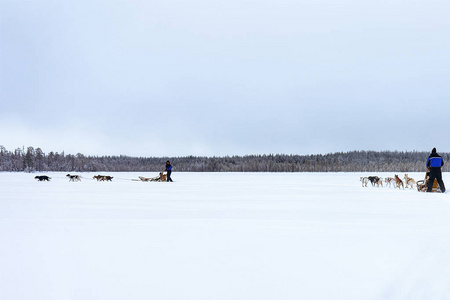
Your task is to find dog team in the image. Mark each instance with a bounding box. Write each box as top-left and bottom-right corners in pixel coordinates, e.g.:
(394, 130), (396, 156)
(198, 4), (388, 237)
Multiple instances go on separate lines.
(35, 161), (173, 183)
(35, 174), (113, 182)
(360, 148), (446, 193)
(360, 174), (416, 189)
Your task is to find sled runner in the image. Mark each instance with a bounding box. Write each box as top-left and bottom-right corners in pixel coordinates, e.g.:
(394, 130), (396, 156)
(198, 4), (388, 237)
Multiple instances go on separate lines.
(416, 170), (441, 192)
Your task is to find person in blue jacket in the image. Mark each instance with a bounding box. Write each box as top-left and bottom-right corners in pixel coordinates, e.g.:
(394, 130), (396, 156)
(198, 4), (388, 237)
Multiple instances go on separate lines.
(426, 147), (445, 193)
(165, 160), (173, 182)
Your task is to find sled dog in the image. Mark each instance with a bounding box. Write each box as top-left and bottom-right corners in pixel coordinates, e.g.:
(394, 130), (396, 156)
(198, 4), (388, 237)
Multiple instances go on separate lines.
(35, 175), (51, 181)
(93, 175), (113, 181)
(160, 172), (167, 182)
(384, 177), (395, 188)
(368, 176), (382, 187)
(375, 177), (383, 187)
(403, 174), (416, 189)
(360, 177), (369, 187)
(394, 175), (404, 189)
(66, 174), (81, 182)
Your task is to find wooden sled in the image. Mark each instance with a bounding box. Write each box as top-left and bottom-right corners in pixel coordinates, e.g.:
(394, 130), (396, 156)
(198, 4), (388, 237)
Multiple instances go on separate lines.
(139, 172), (167, 182)
(416, 170), (441, 192)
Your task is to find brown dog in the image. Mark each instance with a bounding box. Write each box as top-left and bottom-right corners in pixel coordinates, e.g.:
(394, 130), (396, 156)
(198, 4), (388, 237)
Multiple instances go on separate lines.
(160, 172), (167, 182)
(93, 175), (113, 181)
(93, 175), (103, 181)
(394, 175), (404, 189)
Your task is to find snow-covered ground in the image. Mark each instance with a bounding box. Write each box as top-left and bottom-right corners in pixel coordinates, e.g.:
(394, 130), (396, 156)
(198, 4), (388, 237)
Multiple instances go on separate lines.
(1, 172), (450, 300)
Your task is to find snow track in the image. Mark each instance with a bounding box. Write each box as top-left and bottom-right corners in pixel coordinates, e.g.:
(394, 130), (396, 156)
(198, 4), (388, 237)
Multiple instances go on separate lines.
(1, 172), (449, 300)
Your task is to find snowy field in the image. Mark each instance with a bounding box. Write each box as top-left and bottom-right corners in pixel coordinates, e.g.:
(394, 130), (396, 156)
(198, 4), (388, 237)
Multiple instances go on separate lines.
(1, 171), (450, 300)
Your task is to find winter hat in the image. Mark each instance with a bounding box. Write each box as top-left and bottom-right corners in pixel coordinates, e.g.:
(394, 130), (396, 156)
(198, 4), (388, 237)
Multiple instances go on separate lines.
(432, 147), (437, 153)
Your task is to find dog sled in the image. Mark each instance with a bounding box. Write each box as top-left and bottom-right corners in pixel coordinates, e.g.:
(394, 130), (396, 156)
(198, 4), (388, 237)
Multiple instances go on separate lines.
(416, 170), (441, 192)
(138, 172), (167, 182)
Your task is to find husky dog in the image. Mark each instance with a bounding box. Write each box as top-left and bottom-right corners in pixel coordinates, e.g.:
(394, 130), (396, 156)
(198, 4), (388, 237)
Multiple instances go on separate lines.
(159, 172), (167, 182)
(103, 175), (113, 181)
(394, 175), (404, 189)
(384, 177), (395, 188)
(360, 177), (369, 187)
(368, 176), (382, 187)
(403, 174), (416, 189)
(93, 175), (102, 181)
(66, 174), (81, 182)
(375, 177), (383, 187)
(93, 175), (113, 181)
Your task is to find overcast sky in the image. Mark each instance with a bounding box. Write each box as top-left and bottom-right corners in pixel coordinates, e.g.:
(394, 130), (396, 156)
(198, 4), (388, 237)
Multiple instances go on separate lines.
(1, 0), (450, 157)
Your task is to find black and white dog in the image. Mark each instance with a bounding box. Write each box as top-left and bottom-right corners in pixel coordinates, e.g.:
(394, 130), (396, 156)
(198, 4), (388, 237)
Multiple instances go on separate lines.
(66, 174), (81, 182)
(368, 176), (382, 187)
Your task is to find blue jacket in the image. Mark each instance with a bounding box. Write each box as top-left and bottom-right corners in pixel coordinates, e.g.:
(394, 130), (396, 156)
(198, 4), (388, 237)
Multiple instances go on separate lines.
(427, 153), (444, 168)
(165, 164), (172, 171)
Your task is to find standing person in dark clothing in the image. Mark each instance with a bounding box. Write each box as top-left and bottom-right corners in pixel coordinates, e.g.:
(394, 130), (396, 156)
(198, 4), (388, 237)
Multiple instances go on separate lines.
(165, 161), (173, 182)
(426, 147), (446, 193)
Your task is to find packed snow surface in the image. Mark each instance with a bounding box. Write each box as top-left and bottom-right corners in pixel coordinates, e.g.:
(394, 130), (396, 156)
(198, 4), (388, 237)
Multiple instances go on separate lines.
(1, 172), (450, 300)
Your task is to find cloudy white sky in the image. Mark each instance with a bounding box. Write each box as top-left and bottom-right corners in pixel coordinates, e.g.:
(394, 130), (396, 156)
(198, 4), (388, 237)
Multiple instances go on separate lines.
(1, 0), (449, 157)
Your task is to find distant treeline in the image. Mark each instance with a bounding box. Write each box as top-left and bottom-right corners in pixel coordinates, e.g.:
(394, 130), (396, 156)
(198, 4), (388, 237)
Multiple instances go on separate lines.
(0, 146), (447, 173)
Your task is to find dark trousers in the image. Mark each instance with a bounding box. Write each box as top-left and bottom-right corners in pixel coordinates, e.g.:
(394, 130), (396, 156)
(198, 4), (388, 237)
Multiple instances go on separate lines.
(167, 170), (173, 182)
(427, 168), (446, 192)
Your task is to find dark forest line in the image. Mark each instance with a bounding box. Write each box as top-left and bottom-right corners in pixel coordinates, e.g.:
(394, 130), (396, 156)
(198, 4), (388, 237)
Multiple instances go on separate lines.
(0, 146), (447, 173)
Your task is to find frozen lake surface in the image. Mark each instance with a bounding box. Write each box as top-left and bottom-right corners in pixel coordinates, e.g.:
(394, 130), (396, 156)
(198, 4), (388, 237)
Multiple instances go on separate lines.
(1, 172), (450, 300)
